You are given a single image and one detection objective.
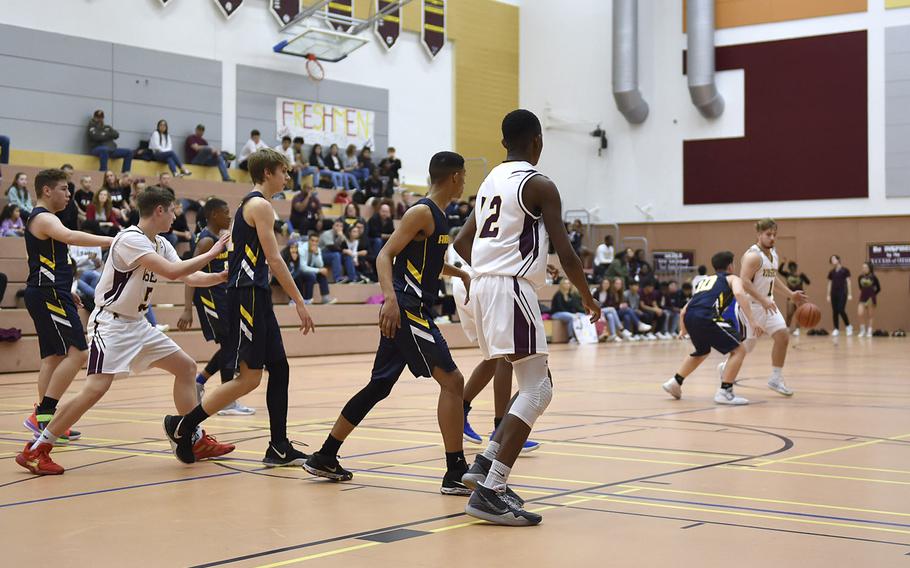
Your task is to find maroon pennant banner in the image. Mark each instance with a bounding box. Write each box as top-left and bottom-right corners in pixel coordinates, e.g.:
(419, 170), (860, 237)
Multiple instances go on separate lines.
(270, 0), (301, 26)
(212, 0), (243, 19)
(327, 0), (354, 32)
(422, 0), (445, 58)
(375, 0), (401, 51)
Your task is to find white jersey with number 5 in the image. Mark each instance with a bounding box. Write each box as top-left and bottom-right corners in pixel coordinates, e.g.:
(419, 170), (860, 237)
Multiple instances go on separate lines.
(471, 161), (550, 288)
(745, 244), (779, 306)
(94, 226), (180, 319)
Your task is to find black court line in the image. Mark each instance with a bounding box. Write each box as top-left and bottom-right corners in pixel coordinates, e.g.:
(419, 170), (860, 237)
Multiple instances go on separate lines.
(681, 522), (704, 529)
(0, 455), (134, 489)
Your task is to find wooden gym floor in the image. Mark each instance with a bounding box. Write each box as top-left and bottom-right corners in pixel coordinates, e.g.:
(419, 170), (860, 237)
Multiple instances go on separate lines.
(1, 337), (909, 567)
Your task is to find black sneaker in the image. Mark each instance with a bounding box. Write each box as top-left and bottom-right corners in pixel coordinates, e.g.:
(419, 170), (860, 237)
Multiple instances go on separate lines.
(465, 483), (541, 527)
(163, 415), (196, 464)
(262, 439), (308, 467)
(303, 451), (353, 481)
(461, 456), (525, 507)
(441, 466), (472, 496)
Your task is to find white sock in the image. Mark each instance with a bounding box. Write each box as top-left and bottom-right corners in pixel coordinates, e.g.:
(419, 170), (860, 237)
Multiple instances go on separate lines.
(771, 367), (783, 380)
(483, 459), (511, 491)
(481, 440), (500, 461)
(31, 429), (58, 450)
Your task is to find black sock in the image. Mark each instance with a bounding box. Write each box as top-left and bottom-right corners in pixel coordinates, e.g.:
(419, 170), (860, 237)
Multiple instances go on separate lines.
(177, 404), (209, 436)
(445, 450), (467, 471)
(36, 396), (60, 415)
(463, 400), (471, 413)
(493, 417), (503, 430)
(721, 382), (733, 390)
(320, 434), (342, 457)
(674, 373), (685, 385)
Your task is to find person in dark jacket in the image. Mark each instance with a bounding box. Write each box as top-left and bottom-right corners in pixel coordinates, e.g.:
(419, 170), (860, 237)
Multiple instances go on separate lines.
(87, 109), (133, 173)
(366, 202), (395, 256)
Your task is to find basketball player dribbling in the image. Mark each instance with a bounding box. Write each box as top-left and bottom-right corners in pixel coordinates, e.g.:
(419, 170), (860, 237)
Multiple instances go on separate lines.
(453, 109), (599, 526)
(725, 218), (807, 396)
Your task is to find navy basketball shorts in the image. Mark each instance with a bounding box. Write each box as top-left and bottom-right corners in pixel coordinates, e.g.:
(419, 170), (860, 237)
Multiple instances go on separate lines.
(24, 286), (88, 358)
(370, 296), (457, 382)
(194, 287), (228, 344)
(685, 313), (741, 357)
(223, 287), (286, 371)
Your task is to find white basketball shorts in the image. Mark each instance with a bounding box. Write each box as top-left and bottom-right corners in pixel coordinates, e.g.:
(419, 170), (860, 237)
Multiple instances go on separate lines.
(87, 309), (182, 375)
(471, 274), (548, 360)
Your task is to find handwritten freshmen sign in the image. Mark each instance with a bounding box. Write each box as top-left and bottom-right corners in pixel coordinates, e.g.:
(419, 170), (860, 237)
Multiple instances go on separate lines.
(277, 98), (375, 148)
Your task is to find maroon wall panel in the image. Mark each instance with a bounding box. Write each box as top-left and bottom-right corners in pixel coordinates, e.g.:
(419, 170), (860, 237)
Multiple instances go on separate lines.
(683, 31), (868, 205)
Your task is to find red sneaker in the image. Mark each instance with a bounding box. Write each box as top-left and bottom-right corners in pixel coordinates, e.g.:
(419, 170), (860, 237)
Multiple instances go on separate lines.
(24, 407), (81, 442)
(193, 431), (235, 460)
(15, 442), (64, 475)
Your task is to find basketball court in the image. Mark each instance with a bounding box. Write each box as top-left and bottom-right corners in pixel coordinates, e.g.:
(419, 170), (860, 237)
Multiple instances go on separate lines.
(2, 338), (909, 566)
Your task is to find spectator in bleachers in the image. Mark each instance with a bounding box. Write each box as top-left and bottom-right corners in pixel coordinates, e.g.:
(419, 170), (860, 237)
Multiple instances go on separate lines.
(87, 110), (133, 173)
(284, 233), (337, 305)
(343, 143), (367, 186)
(591, 279), (627, 342)
(681, 281), (693, 303)
(0, 271), (7, 305)
(149, 119), (192, 177)
(57, 164), (79, 230)
(6, 172), (33, 221)
(73, 175), (94, 218)
(288, 189), (323, 236)
(319, 219), (354, 284)
(102, 170), (131, 225)
(637, 263), (655, 287)
(340, 202), (365, 232)
(357, 168), (387, 203)
(275, 135), (296, 179)
(325, 144), (356, 191)
(624, 281), (657, 340)
(0, 204), (25, 237)
(593, 235), (615, 282)
(691, 265), (708, 288)
(85, 188), (120, 236)
(185, 124), (233, 182)
(630, 249), (651, 283)
(291, 137), (319, 190)
(550, 279), (586, 343)
(603, 277), (651, 338)
(660, 280), (684, 336)
(605, 249), (630, 285)
(367, 202), (394, 256)
(0, 134), (9, 164)
(237, 129), (268, 171)
(343, 224), (373, 282)
(640, 280), (668, 338)
(163, 200), (192, 247)
(358, 146), (375, 175)
(568, 219), (593, 268)
(70, 245), (103, 309)
(378, 146), (402, 188)
(308, 144), (344, 189)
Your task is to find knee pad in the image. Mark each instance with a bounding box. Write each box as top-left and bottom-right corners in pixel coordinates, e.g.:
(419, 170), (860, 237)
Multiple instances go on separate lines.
(508, 354), (552, 428)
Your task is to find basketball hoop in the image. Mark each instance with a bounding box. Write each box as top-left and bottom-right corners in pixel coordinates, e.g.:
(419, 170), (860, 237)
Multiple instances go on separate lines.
(306, 54), (325, 82)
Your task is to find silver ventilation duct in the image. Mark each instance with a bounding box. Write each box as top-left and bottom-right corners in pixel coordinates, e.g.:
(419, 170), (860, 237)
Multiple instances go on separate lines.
(612, 0), (649, 124)
(686, 0), (724, 118)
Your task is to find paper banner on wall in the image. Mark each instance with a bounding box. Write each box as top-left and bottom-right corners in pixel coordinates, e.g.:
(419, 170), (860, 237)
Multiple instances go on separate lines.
(277, 98), (375, 149)
(886, 0), (910, 8)
(375, 0), (401, 50)
(270, 0), (302, 25)
(327, 0), (355, 32)
(213, 0), (243, 19)
(422, 0), (445, 58)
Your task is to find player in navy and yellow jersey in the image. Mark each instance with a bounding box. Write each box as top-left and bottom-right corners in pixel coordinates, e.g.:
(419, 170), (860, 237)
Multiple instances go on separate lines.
(22, 169), (112, 454)
(662, 251), (763, 406)
(178, 198), (255, 416)
(165, 148), (315, 468)
(304, 152), (475, 496)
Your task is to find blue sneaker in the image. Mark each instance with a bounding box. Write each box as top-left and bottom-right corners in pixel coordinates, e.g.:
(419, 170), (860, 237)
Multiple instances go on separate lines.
(490, 430), (541, 455)
(463, 409), (483, 444)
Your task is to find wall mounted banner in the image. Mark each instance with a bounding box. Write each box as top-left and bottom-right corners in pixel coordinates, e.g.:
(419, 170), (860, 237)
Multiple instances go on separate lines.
(327, 0), (355, 32)
(270, 0), (302, 26)
(375, 0), (402, 50)
(868, 243), (910, 269)
(277, 98), (375, 148)
(422, 0), (445, 58)
(652, 250), (696, 273)
(213, 0), (243, 19)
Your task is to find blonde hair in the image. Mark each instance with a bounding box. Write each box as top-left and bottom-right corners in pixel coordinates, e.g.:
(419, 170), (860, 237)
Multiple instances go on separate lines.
(248, 148), (290, 184)
(755, 218), (777, 232)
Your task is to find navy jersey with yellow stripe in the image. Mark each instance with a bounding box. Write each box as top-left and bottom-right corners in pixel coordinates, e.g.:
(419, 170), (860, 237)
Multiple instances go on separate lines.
(25, 207), (74, 290)
(686, 271), (735, 321)
(228, 191), (270, 290)
(392, 198), (449, 308)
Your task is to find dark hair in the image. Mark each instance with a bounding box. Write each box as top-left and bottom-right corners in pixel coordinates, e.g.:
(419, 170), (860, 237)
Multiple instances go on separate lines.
(293, 136), (304, 144)
(697, 265), (707, 275)
(61, 163), (74, 171)
(787, 261), (797, 271)
(862, 261), (874, 273)
(307, 231), (319, 239)
(250, 129), (261, 137)
(711, 251), (735, 271)
(604, 234), (613, 245)
(156, 119), (169, 144)
(282, 135), (292, 143)
(682, 282), (693, 291)
(428, 151), (465, 184)
(0, 203), (19, 223)
(830, 254), (841, 264)
(501, 109), (542, 151)
(34, 169), (68, 200)
(387, 146), (396, 153)
(249, 148), (290, 184)
(136, 185), (176, 217)
(202, 197), (228, 220)
(344, 202), (360, 217)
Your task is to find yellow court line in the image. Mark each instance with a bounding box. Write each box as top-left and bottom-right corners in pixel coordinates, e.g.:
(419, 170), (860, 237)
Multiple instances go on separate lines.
(613, 488), (642, 496)
(787, 460), (910, 476)
(718, 465), (910, 486)
(755, 433), (910, 467)
(615, 484), (910, 519)
(537, 450), (702, 467)
(254, 542), (382, 568)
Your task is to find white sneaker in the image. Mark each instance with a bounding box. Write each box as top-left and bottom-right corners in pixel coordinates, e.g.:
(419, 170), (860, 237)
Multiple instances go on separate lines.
(662, 378), (682, 400)
(611, 335), (623, 343)
(832, 329), (840, 337)
(660, 332), (672, 340)
(621, 329), (633, 339)
(629, 335), (641, 341)
(217, 401), (256, 416)
(645, 333), (657, 341)
(714, 388), (749, 405)
(637, 322), (652, 333)
(846, 325), (853, 336)
(792, 328), (800, 337)
(767, 376), (794, 396)
(858, 325), (866, 337)
(155, 324), (170, 333)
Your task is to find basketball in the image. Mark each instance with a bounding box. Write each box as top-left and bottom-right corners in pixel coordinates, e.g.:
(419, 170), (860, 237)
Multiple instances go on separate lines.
(795, 303), (822, 328)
